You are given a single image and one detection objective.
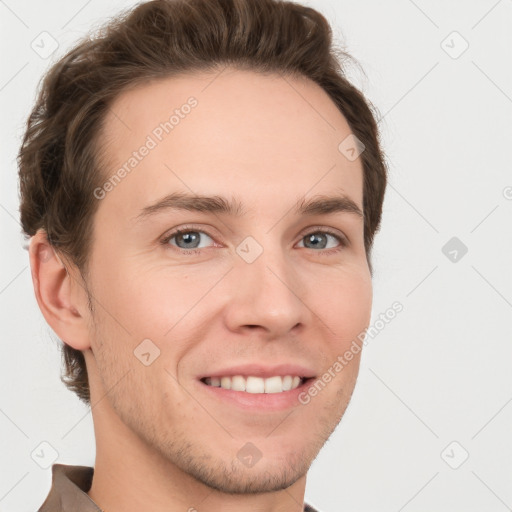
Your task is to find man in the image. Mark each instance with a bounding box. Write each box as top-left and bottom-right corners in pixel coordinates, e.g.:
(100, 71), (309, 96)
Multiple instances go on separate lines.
(19, 0), (387, 510)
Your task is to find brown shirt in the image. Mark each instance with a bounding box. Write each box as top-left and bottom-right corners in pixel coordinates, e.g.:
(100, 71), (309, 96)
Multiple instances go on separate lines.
(37, 464), (320, 512)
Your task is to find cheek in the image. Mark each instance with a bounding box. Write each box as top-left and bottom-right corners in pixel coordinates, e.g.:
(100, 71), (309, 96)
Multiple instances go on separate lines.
(316, 267), (373, 342)
(89, 261), (182, 332)
(91, 262), (227, 362)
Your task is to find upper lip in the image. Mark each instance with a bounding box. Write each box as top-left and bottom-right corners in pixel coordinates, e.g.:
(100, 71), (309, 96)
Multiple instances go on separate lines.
(198, 363), (316, 380)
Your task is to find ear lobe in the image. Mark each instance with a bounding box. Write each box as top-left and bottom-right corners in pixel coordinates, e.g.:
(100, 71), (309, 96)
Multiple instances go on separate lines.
(29, 229), (91, 351)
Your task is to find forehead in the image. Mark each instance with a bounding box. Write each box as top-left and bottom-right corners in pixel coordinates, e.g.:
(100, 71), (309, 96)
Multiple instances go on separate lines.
(97, 68), (363, 218)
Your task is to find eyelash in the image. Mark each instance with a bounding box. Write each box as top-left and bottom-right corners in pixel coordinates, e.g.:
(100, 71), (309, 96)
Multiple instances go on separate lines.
(160, 225), (349, 256)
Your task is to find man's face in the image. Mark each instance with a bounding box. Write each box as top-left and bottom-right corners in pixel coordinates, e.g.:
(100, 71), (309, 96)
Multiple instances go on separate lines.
(83, 68), (372, 493)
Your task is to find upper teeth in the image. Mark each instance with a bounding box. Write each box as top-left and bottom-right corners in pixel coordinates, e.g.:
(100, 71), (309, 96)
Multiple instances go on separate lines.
(204, 375), (303, 393)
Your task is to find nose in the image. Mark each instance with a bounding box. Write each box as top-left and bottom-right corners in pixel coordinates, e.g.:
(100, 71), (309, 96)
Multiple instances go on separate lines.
(222, 246), (311, 338)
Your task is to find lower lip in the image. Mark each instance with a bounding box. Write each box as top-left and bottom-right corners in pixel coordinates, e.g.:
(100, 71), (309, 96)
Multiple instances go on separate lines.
(196, 378), (315, 412)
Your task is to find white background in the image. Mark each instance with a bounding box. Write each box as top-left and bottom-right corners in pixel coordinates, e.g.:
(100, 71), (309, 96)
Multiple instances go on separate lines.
(1, 1), (511, 511)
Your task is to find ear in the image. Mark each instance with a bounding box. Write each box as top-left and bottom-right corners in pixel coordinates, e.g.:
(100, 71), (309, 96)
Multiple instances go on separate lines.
(28, 229), (91, 351)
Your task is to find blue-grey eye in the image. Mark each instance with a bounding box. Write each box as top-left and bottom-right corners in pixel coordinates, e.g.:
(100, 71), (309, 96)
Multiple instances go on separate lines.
(299, 232), (342, 250)
(168, 230), (214, 250)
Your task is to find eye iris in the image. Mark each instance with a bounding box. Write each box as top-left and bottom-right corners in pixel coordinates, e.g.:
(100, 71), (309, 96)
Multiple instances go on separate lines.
(177, 231), (200, 249)
(305, 232), (327, 249)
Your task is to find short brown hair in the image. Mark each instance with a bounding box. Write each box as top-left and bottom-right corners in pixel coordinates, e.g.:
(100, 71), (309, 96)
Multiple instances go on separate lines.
(18, 0), (387, 406)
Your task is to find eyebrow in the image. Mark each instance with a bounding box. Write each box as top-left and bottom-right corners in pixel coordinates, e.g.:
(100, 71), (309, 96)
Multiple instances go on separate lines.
(134, 191), (364, 222)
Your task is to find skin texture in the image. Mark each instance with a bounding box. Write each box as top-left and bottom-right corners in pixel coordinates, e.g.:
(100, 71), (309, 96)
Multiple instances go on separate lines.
(30, 67), (373, 512)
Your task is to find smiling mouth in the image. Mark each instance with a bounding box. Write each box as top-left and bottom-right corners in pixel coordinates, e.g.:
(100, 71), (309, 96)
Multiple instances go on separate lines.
(200, 375), (313, 394)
